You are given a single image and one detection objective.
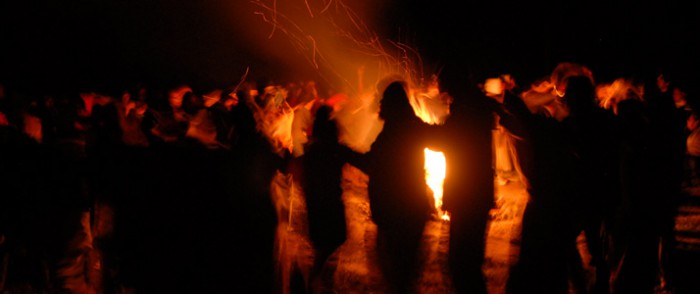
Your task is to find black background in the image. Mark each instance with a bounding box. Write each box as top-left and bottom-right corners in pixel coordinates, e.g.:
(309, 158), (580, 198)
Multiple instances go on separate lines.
(1, 0), (697, 94)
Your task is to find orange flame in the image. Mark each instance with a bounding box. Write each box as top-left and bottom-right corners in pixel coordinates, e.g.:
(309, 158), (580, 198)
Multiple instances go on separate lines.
(424, 148), (449, 221)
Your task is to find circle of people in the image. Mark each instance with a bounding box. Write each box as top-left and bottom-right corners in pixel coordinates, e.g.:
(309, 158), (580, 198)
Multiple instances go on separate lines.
(0, 61), (696, 294)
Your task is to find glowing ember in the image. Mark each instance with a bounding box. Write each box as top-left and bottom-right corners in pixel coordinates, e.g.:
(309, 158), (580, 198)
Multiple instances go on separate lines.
(424, 148), (449, 221)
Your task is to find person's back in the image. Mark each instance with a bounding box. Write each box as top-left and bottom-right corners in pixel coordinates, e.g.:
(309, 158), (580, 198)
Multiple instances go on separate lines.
(362, 81), (433, 293)
(226, 94), (280, 293)
(367, 82), (432, 231)
(497, 75), (579, 294)
(301, 105), (349, 292)
(561, 76), (621, 292)
(607, 92), (663, 294)
(441, 81), (496, 294)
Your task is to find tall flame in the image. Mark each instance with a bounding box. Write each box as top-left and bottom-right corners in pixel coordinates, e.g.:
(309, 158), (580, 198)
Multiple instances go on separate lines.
(424, 148), (449, 221)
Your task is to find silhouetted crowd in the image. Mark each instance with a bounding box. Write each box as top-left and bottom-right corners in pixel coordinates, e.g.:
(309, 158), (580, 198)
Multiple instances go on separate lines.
(0, 79), (306, 293)
(0, 61), (698, 294)
(486, 64), (698, 294)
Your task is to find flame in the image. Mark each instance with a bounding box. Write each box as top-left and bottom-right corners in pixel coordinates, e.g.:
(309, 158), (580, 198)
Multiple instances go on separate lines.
(424, 148), (449, 221)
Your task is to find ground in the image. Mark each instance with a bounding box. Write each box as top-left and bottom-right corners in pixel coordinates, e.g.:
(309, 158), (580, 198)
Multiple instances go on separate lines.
(2, 155), (699, 293)
(275, 162), (700, 294)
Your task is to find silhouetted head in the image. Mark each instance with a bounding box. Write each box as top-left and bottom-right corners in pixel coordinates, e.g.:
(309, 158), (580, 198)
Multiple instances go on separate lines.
(379, 81), (413, 122)
(182, 91), (202, 115)
(168, 85), (192, 108)
(311, 105), (337, 143)
(564, 76), (596, 114)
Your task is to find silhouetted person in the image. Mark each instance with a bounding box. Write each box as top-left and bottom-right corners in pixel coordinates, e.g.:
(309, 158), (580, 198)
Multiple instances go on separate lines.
(494, 76), (579, 294)
(440, 79), (497, 294)
(644, 72), (688, 292)
(560, 76), (621, 293)
(208, 88), (238, 149)
(41, 92), (96, 293)
(301, 105), (350, 293)
(608, 73), (686, 294)
(0, 89), (49, 293)
(608, 91), (662, 294)
(355, 80), (433, 293)
(83, 92), (123, 292)
(228, 90), (280, 293)
(147, 85), (192, 144)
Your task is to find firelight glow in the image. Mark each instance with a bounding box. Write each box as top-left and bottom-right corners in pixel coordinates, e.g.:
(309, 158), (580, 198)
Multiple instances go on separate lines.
(424, 148), (449, 221)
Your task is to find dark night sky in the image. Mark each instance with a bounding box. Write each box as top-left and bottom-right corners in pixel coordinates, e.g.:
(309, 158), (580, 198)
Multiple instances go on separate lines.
(1, 0), (697, 95)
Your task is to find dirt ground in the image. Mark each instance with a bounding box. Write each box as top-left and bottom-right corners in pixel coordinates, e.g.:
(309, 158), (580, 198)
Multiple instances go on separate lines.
(274, 164), (531, 294)
(276, 161), (700, 294)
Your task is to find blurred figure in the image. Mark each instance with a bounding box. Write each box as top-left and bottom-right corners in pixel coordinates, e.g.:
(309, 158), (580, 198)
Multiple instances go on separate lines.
(655, 72), (686, 292)
(686, 112), (700, 185)
(301, 105), (351, 293)
(491, 74), (580, 294)
(299, 80), (320, 107)
(353, 80), (434, 293)
(440, 74), (497, 294)
(0, 85), (50, 293)
(206, 87), (238, 149)
(83, 90), (121, 293)
(608, 95), (654, 293)
(560, 76), (621, 294)
(229, 87), (282, 293)
(229, 84), (259, 149)
(149, 85), (192, 144)
(110, 87), (150, 292)
(40, 90), (99, 293)
(290, 80), (323, 159)
(606, 71), (682, 293)
(184, 87), (222, 149)
(116, 88), (149, 148)
(622, 71), (689, 293)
